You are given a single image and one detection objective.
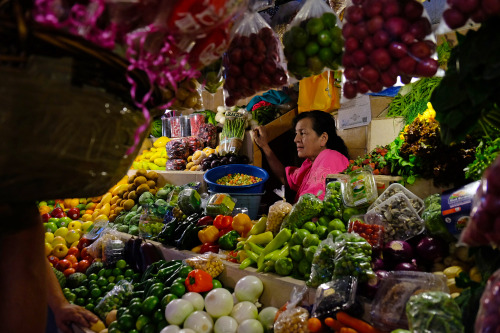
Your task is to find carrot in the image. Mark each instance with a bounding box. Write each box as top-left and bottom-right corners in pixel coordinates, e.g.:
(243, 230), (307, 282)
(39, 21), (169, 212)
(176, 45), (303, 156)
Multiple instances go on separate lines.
(336, 312), (379, 333)
(308, 317), (323, 332)
(340, 328), (359, 333)
(324, 317), (346, 331)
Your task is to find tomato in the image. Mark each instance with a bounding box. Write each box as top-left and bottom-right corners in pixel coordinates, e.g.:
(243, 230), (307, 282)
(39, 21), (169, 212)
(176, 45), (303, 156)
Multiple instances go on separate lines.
(47, 255), (59, 266)
(41, 213), (51, 223)
(141, 296), (159, 315)
(67, 247), (80, 259)
(65, 255), (78, 265)
(76, 260), (90, 273)
(63, 268), (76, 277)
(56, 259), (72, 271)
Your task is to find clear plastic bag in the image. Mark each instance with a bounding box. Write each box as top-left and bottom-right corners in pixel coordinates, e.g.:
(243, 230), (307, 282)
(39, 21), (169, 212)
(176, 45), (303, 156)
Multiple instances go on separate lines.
(341, 0), (439, 99)
(282, 0), (344, 79)
(274, 286), (310, 333)
(138, 203), (166, 239)
(198, 58), (224, 94)
(186, 136), (203, 156)
(323, 180), (344, 219)
(280, 193), (323, 231)
(367, 192), (425, 242)
(307, 233), (337, 288)
(437, 0), (492, 32)
(370, 271), (448, 331)
(166, 137), (189, 159)
(184, 252), (225, 278)
(475, 268), (500, 333)
(312, 277), (358, 320)
(460, 158), (500, 247)
(177, 188), (202, 216)
(219, 110), (247, 156)
(86, 228), (122, 259)
(347, 214), (386, 249)
(102, 238), (125, 267)
(205, 193), (236, 217)
(171, 78), (203, 111)
(368, 183), (424, 214)
(342, 168), (378, 208)
(406, 291), (464, 333)
(94, 279), (133, 320)
(266, 186), (293, 235)
(197, 123), (218, 148)
(166, 159), (186, 171)
(222, 9), (288, 106)
(333, 233), (374, 282)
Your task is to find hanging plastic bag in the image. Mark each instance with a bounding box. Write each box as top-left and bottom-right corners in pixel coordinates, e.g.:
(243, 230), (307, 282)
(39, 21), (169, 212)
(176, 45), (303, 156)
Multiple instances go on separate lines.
(198, 58), (225, 94)
(475, 268), (500, 332)
(94, 280), (133, 320)
(223, 8), (288, 106)
(266, 186), (293, 235)
(274, 286), (310, 333)
(298, 71), (340, 112)
(438, 0), (494, 32)
(171, 78), (204, 111)
(219, 110), (248, 155)
(341, 0), (439, 99)
(282, 0), (344, 79)
(306, 233), (337, 288)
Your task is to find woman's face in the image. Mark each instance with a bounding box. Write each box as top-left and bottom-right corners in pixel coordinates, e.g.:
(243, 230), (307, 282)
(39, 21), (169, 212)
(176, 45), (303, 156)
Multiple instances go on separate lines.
(294, 117), (327, 161)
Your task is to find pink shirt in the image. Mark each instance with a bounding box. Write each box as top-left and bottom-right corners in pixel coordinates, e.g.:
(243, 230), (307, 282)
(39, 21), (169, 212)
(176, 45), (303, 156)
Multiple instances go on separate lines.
(286, 149), (349, 203)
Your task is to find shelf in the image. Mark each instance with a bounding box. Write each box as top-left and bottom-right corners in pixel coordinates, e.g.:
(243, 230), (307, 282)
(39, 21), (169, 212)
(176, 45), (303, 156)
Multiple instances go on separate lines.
(127, 169), (207, 193)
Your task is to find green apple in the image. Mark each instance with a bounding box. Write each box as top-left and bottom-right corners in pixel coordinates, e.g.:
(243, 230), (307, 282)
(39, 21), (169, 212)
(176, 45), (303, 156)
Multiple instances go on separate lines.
(58, 217), (72, 228)
(45, 222), (58, 233)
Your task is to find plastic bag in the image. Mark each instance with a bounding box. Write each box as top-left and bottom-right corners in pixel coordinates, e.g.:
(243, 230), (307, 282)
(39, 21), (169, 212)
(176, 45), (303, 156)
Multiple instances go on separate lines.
(461, 158), (500, 247)
(274, 286), (310, 333)
(370, 271), (448, 331)
(184, 253), (225, 278)
(86, 228), (122, 259)
(102, 238), (125, 267)
(171, 78), (203, 111)
(205, 193), (236, 216)
(138, 203), (166, 239)
(94, 280), (133, 320)
(266, 186), (293, 235)
(281, 193), (323, 231)
(438, 0), (492, 32)
(282, 0), (343, 79)
(341, 168), (378, 208)
(311, 277), (358, 320)
(333, 233), (374, 282)
(367, 193), (425, 242)
(186, 136), (203, 155)
(347, 214), (386, 249)
(219, 110), (247, 156)
(198, 123), (218, 148)
(323, 179), (344, 219)
(341, 0), (439, 99)
(166, 159), (186, 170)
(166, 137), (189, 159)
(406, 291), (464, 333)
(368, 183), (424, 214)
(307, 233), (337, 288)
(177, 188), (202, 216)
(298, 71), (341, 112)
(475, 268), (500, 333)
(421, 194), (455, 242)
(198, 58), (225, 94)
(222, 9), (288, 106)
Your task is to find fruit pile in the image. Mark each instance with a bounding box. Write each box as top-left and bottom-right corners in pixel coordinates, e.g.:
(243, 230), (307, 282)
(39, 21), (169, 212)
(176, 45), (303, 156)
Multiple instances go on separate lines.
(443, 0), (500, 29)
(223, 25), (287, 106)
(132, 137), (169, 171)
(342, 0), (438, 98)
(283, 12), (344, 78)
(169, 78), (204, 111)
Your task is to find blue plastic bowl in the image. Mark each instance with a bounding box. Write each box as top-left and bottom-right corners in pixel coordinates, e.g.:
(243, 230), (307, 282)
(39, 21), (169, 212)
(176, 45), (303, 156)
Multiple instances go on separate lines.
(204, 164), (269, 194)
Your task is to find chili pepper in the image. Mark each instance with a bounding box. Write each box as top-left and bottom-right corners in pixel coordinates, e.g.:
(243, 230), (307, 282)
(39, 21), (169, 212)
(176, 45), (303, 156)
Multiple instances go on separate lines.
(271, 243), (290, 261)
(184, 269), (213, 293)
(218, 230), (240, 250)
(248, 216), (267, 236)
(227, 250), (239, 263)
(214, 215), (232, 229)
(198, 225), (220, 244)
(257, 228), (292, 269)
(245, 242), (264, 255)
(239, 257), (254, 270)
(244, 249), (260, 263)
(200, 242), (220, 254)
(246, 231), (274, 245)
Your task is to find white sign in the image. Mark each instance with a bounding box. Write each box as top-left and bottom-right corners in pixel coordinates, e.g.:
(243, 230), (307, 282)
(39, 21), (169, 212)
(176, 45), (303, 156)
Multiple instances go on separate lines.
(337, 94), (371, 130)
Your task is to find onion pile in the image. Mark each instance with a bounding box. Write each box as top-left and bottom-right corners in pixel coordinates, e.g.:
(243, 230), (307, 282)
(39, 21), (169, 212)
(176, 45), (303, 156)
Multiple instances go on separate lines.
(223, 27), (287, 106)
(342, 0), (438, 99)
(443, 0), (500, 29)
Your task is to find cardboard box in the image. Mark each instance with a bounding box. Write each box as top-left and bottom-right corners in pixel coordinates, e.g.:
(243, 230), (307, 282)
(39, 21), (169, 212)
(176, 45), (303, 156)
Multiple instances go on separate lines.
(367, 117), (405, 152)
(370, 96), (393, 118)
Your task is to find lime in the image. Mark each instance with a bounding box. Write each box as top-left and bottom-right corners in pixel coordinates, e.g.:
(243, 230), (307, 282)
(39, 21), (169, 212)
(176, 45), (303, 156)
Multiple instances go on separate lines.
(85, 303), (95, 312)
(108, 276), (116, 283)
(153, 309), (164, 323)
(112, 268), (123, 276)
(90, 288), (102, 298)
(331, 40), (343, 55)
(107, 283), (116, 291)
(321, 12), (337, 28)
(305, 41), (320, 56)
(142, 324), (156, 333)
(291, 26), (308, 48)
(307, 56), (324, 74)
(302, 222), (317, 234)
(330, 26), (342, 40)
(317, 30), (333, 47)
(141, 296), (160, 315)
(298, 258), (311, 275)
(98, 269), (106, 277)
(75, 297), (85, 306)
(317, 216), (330, 227)
(211, 279), (222, 289)
(124, 269), (135, 278)
(103, 269), (112, 277)
(328, 219), (346, 232)
(118, 314), (135, 331)
(292, 49), (307, 66)
(88, 273), (98, 281)
(170, 283), (186, 298)
(128, 302), (142, 318)
(306, 18), (324, 35)
(161, 294), (178, 308)
(116, 259), (127, 270)
(107, 321), (121, 333)
(283, 30), (294, 49)
(66, 293), (76, 303)
(136, 314), (151, 331)
(318, 47), (334, 64)
(116, 275), (125, 282)
(96, 277), (107, 287)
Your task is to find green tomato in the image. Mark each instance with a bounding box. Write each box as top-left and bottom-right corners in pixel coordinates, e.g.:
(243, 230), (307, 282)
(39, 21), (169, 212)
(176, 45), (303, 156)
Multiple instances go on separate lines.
(302, 233), (320, 248)
(305, 245), (318, 263)
(298, 258), (311, 276)
(328, 230), (343, 240)
(302, 222), (317, 234)
(275, 258), (293, 276)
(289, 245), (304, 262)
(328, 219), (346, 233)
(211, 279), (222, 289)
(291, 229), (310, 246)
(170, 283), (186, 298)
(317, 216), (330, 227)
(316, 225), (328, 239)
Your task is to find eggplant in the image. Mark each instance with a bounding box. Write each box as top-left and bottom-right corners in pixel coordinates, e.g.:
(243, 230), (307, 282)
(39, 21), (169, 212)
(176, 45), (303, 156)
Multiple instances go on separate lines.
(132, 237), (144, 272)
(139, 241), (162, 273)
(394, 259), (420, 271)
(211, 160), (222, 168)
(124, 237), (136, 270)
(228, 155), (240, 164)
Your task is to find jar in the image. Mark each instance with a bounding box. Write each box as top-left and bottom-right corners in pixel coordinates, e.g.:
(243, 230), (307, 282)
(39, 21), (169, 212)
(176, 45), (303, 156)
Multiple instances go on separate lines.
(180, 115), (191, 137)
(189, 113), (205, 137)
(169, 116), (182, 138)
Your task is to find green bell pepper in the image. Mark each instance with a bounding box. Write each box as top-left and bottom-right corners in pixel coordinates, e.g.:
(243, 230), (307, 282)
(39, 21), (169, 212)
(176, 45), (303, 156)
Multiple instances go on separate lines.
(219, 230), (240, 250)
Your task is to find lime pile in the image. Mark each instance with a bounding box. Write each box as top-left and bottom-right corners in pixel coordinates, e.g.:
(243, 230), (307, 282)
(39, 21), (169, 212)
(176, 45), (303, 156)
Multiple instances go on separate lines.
(283, 12), (344, 78)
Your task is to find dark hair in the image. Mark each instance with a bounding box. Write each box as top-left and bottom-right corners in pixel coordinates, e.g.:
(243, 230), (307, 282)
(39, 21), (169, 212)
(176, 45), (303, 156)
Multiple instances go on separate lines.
(293, 111), (349, 159)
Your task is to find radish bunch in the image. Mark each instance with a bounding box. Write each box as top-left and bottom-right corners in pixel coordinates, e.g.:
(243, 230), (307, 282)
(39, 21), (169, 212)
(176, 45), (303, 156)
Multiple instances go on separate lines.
(342, 0), (438, 99)
(443, 0), (500, 29)
(223, 27), (287, 106)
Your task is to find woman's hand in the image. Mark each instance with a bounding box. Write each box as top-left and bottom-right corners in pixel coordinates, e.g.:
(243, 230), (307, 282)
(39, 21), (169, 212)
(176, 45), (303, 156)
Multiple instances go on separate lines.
(53, 303), (98, 333)
(252, 126), (270, 149)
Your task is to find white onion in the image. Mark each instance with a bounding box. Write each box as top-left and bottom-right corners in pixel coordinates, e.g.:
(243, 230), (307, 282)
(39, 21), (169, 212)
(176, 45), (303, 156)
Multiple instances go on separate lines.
(258, 307), (278, 332)
(237, 319), (264, 333)
(231, 301), (259, 324)
(183, 311), (213, 333)
(204, 288), (234, 319)
(214, 316), (239, 333)
(179, 329), (196, 333)
(182, 292), (205, 311)
(165, 299), (194, 325)
(234, 276), (264, 303)
(160, 325), (181, 333)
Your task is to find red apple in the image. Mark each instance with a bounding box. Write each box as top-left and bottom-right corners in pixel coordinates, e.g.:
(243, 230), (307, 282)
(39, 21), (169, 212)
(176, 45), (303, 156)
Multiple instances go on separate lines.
(67, 208), (80, 220)
(55, 259), (71, 272)
(41, 213), (51, 223)
(76, 260), (91, 273)
(47, 255), (59, 266)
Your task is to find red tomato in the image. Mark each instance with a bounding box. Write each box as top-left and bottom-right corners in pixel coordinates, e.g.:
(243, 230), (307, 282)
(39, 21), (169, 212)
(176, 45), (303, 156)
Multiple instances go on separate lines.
(63, 268), (76, 277)
(80, 247), (90, 259)
(65, 255), (78, 265)
(47, 255), (59, 266)
(67, 247), (80, 259)
(67, 207), (80, 220)
(77, 237), (93, 250)
(41, 213), (51, 223)
(76, 260), (90, 273)
(55, 259), (71, 272)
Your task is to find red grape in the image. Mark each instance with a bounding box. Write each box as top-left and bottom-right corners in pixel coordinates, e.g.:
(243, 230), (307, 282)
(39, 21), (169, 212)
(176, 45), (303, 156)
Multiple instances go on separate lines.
(482, 0), (500, 15)
(384, 17), (409, 37)
(398, 56), (417, 75)
(443, 7), (468, 29)
(369, 81), (383, 92)
(388, 41), (409, 58)
(357, 80), (370, 93)
(345, 37), (360, 52)
(410, 41), (432, 58)
(382, 0), (401, 18)
(373, 30), (390, 47)
(359, 65), (380, 84)
(369, 48), (392, 70)
(344, 67), (359, 81)
(409, 17), (432, 40)
(364, 0), (383, 17)
(343, 81), (358, 99)
(343, 54), (355, 67)
(471, 7), (487, 22)
(342, 22), (355, 38)
(415, 57), (438, 77)
(352, 49), (369, 66)
(354, 22), (369, 40)
(366, 15), (384, 34)
(363, 37), (376, 53)
(404, 0), (424, 21)
(346, 6), (365, 23)
(381, 71), (398, 87)
(451, 0), (480, 13)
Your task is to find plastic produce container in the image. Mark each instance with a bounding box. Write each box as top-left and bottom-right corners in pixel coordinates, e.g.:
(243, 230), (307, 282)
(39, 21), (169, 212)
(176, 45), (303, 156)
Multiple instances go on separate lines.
(203, 164), (269, 194)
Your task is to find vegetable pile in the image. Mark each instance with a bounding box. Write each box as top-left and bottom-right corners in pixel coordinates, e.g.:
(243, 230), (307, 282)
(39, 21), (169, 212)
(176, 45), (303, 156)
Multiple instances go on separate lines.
(216, 173), (263, 186)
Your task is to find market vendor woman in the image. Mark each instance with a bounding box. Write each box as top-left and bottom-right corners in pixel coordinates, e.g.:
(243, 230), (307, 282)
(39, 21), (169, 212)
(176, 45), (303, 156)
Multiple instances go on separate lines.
(253, 110), (349, 202)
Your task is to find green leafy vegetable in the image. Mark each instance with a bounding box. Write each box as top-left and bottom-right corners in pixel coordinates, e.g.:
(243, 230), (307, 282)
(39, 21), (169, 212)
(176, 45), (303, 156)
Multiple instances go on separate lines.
(464, 137), (500, 180)
(251, 105), (281, 125)
(437, 37), (452, 68)
(220, 113), (246, 140)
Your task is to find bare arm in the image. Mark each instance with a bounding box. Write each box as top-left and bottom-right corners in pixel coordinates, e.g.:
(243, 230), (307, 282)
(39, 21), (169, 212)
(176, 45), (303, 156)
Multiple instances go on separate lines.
(47, 261), (98, 333)
(252, 126), (286, 185)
